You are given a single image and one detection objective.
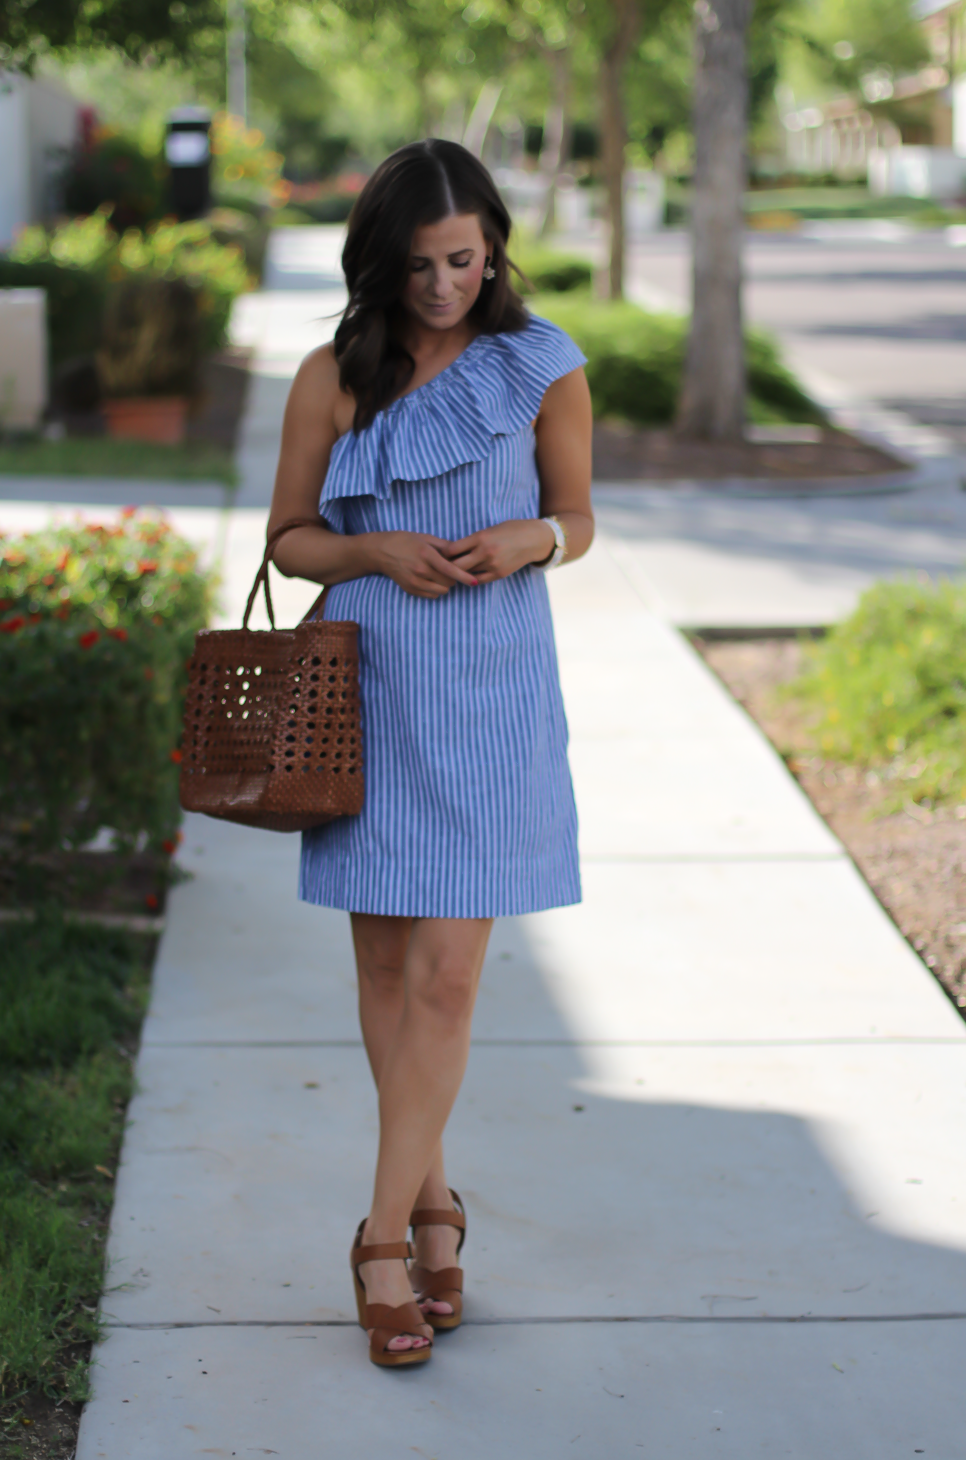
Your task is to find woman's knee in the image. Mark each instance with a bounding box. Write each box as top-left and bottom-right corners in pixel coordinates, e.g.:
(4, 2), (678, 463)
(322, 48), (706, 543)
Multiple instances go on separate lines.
(408, 956), (478, 1025)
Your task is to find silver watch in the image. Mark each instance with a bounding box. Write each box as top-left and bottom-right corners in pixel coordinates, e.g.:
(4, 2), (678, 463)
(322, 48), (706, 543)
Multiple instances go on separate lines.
(538, 515), (567, 571)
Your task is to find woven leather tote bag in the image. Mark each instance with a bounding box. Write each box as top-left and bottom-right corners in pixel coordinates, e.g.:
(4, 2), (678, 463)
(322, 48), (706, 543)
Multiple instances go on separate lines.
(178, 517), (364, 832)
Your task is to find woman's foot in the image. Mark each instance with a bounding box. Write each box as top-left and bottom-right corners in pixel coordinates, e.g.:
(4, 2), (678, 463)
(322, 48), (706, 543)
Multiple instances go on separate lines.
(410, 1190), (465, 1323)
(358, 1223), (433, 1353)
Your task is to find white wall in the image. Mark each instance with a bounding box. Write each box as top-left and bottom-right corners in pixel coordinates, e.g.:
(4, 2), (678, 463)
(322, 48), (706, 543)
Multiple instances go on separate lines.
(0, 74), (30, 250)
(0, 70), (79, 248)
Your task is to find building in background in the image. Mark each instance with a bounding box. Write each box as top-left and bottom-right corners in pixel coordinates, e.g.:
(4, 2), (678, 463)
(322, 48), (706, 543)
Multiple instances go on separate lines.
(0, 71), (81, 248)
(779, 0), (966, 199)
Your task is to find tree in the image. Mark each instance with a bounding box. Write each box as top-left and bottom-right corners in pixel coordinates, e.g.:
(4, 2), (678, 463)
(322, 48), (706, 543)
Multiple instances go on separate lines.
(598, 0), (641, 297)
(675, 0), (752, 442)
(0, 0), (222, 72)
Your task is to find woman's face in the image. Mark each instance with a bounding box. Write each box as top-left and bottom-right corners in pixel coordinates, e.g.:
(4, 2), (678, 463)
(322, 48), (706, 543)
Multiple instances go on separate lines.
(400, 212), (490, 332)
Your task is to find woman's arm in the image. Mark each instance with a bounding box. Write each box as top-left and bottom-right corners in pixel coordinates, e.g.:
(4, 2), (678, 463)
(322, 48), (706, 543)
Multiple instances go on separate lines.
(443, 366), (594, 582)
(267, 346), (477, 600)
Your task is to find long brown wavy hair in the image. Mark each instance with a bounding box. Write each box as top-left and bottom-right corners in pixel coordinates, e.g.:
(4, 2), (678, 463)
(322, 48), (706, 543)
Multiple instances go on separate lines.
(335, 139), (528, 431)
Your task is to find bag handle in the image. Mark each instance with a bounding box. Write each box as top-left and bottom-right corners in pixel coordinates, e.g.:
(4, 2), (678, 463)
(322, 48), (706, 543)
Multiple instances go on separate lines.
(241, 517), (330, 631)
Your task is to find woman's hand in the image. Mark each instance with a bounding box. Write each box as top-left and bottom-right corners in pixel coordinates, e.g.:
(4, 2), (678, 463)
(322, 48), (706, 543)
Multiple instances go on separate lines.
(442, 519), (555, 584)
(370, 531), (481, 599)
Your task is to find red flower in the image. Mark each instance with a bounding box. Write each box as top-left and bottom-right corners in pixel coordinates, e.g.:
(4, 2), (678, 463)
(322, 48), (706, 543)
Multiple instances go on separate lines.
(0, 599), (11, 611)
(0, 616), (25, 634)
(170, 748), (183, 764)
(78, 630), (99, 649)
(143, 667), (154, 681)
(28, 613), (42, 624)
(161, 839), (176, 855)
(138, 559), (158, 575)
(56, 551), (70, 571)
(56, 605), (70, 620)
(85, 523), (107, 536)
(144, 893), (160, 910)
(108, 627), (128, 641)
(120, 506), (137, 519)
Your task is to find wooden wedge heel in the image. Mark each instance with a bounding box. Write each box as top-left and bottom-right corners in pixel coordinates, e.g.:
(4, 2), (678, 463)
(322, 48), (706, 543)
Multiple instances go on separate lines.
(350, 1222), (433, 1368)
(409, 1188), (466, 1331)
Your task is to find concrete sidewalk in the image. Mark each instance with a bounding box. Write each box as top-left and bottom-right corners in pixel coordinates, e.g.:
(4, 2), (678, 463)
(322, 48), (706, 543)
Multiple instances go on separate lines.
(75, 536), (966, 1458)
(4, 227), (965, 1454)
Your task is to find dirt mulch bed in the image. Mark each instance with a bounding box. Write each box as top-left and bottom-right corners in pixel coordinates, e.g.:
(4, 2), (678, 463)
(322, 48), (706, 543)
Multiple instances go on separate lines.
(694, 636), (966, 1016)
(0, 850), (172, 919)
(592, 422), (908, 482)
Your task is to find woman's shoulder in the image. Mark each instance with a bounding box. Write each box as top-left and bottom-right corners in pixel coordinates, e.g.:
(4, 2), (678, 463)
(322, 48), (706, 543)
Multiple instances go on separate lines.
(289, 343), (355, 437)
(486, 312), (586, 377)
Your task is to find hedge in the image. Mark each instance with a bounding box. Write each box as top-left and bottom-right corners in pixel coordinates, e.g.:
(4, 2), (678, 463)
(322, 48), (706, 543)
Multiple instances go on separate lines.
(3, 210), (253, 371)
(0, 513), (214, 862)
(531, 292), (822, 426)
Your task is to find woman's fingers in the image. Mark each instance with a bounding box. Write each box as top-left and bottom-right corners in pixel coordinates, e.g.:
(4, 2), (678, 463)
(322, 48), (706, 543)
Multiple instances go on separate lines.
(425, 546), (479, 586)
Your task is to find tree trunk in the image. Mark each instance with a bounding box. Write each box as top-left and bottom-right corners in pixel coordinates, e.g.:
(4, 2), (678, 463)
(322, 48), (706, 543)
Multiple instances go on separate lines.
(675, 0), (752, 442)
(599, 0), (640, 299)
(537, 45), (572, 237)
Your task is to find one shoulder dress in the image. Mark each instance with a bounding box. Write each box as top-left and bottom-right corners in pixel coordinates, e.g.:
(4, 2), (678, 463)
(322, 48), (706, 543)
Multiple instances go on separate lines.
(299, 313), (586, 919)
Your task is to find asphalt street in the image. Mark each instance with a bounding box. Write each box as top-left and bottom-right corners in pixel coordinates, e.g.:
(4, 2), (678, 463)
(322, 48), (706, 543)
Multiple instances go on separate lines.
(627, 228), (966, 449)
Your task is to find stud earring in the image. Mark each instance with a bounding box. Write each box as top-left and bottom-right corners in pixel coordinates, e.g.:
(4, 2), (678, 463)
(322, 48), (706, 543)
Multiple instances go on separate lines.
(482, 261), (496, 280)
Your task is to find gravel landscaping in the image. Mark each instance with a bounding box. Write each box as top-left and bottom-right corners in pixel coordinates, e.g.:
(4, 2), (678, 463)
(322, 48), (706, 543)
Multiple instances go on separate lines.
(696, 636), (966, 1017)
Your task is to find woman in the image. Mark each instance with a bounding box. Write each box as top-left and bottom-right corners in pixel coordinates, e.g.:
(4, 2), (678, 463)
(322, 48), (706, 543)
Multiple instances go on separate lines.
(267, 139), (593, 1368)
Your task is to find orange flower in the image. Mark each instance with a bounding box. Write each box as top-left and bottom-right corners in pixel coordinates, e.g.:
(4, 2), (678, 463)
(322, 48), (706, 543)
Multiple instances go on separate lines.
(42, 574), (55, 586)
(108, 627), (128, 641)
(56, 551), (70, 571)
(120, 506), (137, 519)
(0, 615), (25, 634)
(138, 559), (159, 575)
(170, 748), (183, 763)
(78, 630), (99, 649)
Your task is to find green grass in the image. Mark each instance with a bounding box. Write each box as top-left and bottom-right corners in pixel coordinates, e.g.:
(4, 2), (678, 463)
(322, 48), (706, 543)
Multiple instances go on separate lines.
(785, 577), (966, 809)
(744, 187), (966, 225)
(531, 291), (822, 426)
(0, 436), (236, 485)
(0, 915), (153, 1412)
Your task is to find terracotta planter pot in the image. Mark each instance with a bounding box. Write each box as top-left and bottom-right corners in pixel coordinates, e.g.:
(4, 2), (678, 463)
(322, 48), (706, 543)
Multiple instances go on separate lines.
(102, 396), (189, 445)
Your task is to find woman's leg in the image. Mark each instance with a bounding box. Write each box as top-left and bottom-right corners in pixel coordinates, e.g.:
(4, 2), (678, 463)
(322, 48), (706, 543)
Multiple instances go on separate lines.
(352, 917), (456, 1294)
(350, 914), (492, 1350)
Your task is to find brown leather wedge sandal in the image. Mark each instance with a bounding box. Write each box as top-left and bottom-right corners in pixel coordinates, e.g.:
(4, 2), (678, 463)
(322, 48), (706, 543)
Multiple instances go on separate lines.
(409, 1188), (467, 1332)
(350, 1222), (433, 1368)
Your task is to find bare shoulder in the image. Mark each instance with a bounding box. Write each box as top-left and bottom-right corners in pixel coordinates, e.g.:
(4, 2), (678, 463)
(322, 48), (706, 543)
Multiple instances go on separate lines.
(538, 365), (591, 419)
(288, 341), (342, 411)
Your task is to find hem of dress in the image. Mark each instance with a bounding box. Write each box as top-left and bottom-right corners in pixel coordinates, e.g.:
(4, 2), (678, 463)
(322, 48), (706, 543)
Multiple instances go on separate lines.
(298, 855), (581, 918)
(297, 888), (582, 917)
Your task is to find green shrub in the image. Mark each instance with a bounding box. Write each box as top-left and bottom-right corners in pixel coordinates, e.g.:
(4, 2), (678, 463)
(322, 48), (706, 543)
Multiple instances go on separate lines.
(0, 916), (152, 1402)
(0, 512), (214, 860)
(62, 134), (165, 233)
(0, 259), (106, 372)
(787, 577), (966, 807)
(531, 292), (822, 425)
(513, 239), (593, 293)
(9, 211), (252, 360)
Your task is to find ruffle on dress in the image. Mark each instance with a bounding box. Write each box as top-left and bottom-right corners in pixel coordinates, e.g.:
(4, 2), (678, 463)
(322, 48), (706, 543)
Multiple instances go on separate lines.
(319, 313), (586, 518)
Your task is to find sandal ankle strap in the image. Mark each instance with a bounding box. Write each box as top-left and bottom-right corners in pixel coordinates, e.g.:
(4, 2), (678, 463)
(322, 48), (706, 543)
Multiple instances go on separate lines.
(409, 1188), (466, 1255)
(352, 1239), (413, 1268)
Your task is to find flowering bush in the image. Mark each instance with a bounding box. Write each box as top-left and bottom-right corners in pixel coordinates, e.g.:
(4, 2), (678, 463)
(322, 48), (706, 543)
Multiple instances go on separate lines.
(210, 112), (289, 210)
(0, 513), (215, 858)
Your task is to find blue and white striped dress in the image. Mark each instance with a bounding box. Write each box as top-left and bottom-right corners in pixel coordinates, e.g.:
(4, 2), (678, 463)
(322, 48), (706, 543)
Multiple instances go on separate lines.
(299, 313), (586, 918)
